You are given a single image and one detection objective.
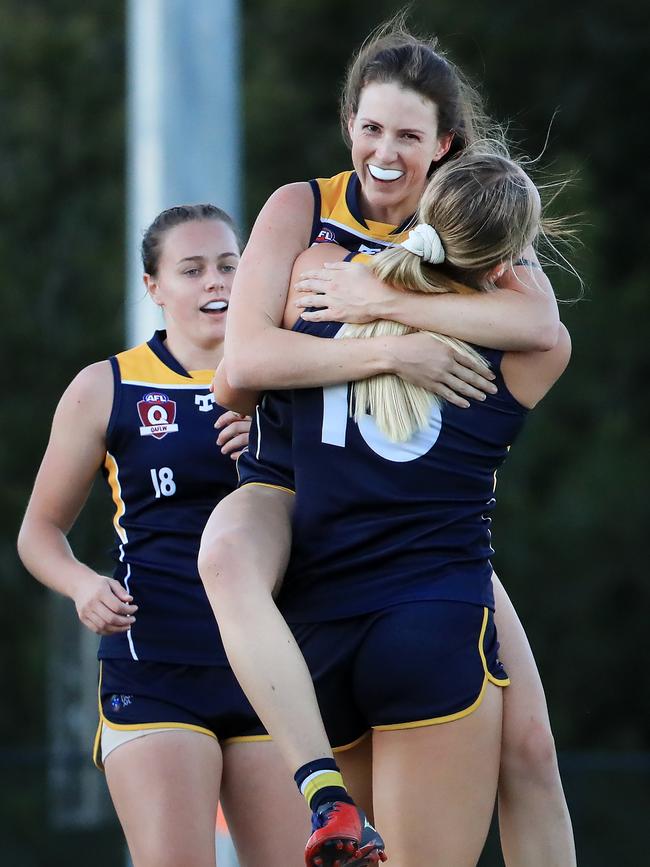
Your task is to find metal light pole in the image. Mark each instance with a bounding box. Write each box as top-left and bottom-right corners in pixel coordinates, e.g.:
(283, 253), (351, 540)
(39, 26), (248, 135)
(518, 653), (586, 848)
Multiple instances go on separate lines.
(126, 0), (242, 347)
(121, 3), (243, 864)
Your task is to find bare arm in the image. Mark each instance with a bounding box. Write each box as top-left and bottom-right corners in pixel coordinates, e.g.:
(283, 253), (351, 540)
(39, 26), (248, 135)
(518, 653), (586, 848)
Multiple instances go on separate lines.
(501, 323), (571, 408)
(224, 183), (495, 403)
(296, 246), (560, 351)
(225, 183), (397, 389)
(17, 362), (137, 635)
(212, 359), (259, 416)
(389, 248), (560, 351)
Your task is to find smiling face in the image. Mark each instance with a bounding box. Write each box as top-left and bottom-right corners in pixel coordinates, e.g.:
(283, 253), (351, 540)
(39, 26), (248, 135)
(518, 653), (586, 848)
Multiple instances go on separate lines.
(348, 81), (454, 226)
(145, 219), (240, 354)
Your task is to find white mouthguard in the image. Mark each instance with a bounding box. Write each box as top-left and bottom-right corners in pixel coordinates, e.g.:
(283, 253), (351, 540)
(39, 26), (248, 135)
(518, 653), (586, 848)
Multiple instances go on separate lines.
(368, 165), (404, 182)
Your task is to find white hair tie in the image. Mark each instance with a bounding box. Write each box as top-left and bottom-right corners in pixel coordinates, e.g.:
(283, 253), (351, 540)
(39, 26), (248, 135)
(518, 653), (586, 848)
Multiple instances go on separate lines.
(401, 223), (445, 264)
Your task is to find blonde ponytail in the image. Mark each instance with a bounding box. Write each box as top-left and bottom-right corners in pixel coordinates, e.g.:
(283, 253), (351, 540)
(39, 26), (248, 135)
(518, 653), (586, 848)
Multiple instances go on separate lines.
(341, 150), (543, 442)
(340, 322), (486, 442)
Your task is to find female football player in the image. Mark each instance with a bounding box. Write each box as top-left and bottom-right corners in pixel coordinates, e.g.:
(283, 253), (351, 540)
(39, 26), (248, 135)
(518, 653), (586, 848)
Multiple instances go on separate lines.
(18, 204), (311, 867)
(200, 19), (576, 867)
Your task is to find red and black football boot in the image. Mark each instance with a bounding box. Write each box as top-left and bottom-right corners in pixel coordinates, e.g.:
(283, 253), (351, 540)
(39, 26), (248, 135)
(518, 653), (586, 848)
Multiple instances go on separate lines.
(305, 801), (388, 866)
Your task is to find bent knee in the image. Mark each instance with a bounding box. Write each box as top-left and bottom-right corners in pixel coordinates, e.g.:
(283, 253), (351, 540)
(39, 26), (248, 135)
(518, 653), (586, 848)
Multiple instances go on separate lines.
(198, 524), (248, 589)
(501, 718), (559, 786)
(198, 523), (280, 602)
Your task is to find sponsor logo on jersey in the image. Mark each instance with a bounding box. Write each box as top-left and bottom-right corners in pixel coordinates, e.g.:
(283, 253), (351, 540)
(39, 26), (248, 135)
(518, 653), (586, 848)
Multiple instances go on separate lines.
(315, 228), (336, 243)
(195, 392), (215, 412)
(357, 243), (383, 255)
(137, 392), (179, 439)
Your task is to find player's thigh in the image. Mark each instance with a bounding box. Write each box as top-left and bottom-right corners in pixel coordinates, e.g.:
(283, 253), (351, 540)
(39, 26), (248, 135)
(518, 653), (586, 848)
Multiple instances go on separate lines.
(492, 574), (558, 775)
(352, 601), (504, 865)
(372, 683), (503, 867)
(335, 732), (373, 819)
(104, 729), (221, 867)
(220, 740), (309, 867)
(199, 484), (294, 593)
(492, 574), (550, 723)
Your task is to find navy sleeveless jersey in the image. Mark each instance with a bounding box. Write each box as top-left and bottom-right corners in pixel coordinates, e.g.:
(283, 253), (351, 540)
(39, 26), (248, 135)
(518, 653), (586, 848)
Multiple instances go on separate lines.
(99, 331), (235, 664)
(276, 319), (529, 622)
(239, 170), (412, 489)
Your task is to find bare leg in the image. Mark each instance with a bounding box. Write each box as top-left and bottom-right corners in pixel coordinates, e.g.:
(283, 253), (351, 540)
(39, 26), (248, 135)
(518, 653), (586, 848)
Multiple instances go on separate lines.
(372, 684), (503, 866)
(198, 485), (333, 771)
(335, 734), (374, 820)
(104, 730), (221, 867)
(220, 740), (310, 867)
(494, 574), (577, 866)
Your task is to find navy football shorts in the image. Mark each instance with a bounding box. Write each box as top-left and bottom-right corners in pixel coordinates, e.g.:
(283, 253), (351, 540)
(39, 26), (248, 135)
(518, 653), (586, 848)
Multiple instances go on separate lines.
(236, 445), (295, 493)
(290, 600), (509, 751)
(236, 392), (295, 493)
(94, 659), (267, 768)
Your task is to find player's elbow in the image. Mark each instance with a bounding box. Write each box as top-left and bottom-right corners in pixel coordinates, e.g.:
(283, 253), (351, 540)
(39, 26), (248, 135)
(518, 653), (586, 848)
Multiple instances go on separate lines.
(17, 517), (34, 571)
(225, 360), (257, 390)
(217, 385), (258, 417)
(530, 320), (561, 352)
(212, 376), (232, 408)
(521, 302), (561, 350)
(224, 345), (266, 390)
(16, 527), (26, 565)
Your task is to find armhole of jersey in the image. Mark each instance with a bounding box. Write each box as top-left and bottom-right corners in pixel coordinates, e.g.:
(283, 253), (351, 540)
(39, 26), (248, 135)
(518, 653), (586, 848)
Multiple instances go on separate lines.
(344, 251), (357, 263)
(105, 356), (122, 444)
(484, 348), (529, 412)
(308, 179), (322, 245)
(482, 347), (504, 374)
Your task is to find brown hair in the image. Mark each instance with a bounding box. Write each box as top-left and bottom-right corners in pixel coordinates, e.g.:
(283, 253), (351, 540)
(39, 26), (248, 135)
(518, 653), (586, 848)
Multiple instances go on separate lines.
(141, 204), (242, 276)
(340, 13), (502, 165)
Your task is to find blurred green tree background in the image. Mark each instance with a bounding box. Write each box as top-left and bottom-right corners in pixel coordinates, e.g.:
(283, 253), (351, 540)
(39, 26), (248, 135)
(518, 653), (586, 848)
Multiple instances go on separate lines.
(1, 1), (647, 864)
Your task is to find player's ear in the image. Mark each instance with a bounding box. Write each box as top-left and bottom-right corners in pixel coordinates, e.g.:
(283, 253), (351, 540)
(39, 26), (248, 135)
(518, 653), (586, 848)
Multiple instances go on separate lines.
(144, 273), (163, 306)
(431, 131), (454, 163)
(487, 262), (507, 284)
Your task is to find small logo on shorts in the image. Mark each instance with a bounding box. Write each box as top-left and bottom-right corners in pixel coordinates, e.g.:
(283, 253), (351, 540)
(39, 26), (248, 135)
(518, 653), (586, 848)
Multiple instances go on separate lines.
(110, 694), (134, 712)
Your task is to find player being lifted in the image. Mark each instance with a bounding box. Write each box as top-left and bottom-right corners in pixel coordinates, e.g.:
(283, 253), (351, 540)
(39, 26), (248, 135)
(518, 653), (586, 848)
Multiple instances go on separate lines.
(199, 17), (575, 867)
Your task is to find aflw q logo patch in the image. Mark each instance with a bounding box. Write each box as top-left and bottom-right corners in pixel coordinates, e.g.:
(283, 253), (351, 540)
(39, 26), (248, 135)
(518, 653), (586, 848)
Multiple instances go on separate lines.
(137, 392), (179, 439)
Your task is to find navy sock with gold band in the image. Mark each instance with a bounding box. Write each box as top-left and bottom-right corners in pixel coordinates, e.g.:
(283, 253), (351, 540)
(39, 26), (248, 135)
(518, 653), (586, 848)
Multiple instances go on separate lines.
(294, 757), (354, 813)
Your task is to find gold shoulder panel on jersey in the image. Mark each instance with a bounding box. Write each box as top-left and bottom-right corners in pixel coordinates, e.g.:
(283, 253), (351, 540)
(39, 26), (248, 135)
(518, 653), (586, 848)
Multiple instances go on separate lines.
(315, 171), (410, 246)
(316, 171), (375, 239)
(115, 343), (213, 386)
(315, 171), (354, 219)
